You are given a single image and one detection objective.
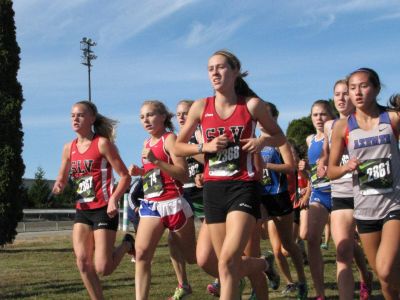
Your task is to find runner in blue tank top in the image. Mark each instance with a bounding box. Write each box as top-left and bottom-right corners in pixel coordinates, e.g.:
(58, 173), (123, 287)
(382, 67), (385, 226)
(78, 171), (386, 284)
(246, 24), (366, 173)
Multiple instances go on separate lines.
(304, 100), (336, 300)
(258, 102), (308, 299)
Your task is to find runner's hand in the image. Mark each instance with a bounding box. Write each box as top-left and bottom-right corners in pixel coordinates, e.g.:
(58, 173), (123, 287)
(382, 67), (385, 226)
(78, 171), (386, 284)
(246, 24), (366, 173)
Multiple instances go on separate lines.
(240, 137), (262, 153)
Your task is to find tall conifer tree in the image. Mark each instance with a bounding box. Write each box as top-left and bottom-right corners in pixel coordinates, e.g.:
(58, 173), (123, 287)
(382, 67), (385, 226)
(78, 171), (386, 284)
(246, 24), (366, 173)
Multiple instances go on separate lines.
(0, 0), (25, 246)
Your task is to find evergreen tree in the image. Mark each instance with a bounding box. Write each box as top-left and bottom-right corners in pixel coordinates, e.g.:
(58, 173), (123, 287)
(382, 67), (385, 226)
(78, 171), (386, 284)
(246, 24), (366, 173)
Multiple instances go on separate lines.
(28, 167), (52, 208)
(286, 116), (314, 159)
(0, 0), (25, 246)
(53, 176), (76, 208)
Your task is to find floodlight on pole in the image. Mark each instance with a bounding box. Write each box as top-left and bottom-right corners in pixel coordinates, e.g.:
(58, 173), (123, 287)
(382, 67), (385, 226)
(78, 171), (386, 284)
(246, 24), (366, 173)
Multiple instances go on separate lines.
(80, 37), (97, 102)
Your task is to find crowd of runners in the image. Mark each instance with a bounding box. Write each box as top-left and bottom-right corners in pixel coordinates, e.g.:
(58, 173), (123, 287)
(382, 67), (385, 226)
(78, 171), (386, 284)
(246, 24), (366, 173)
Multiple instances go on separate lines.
(53, 49), (400, 300)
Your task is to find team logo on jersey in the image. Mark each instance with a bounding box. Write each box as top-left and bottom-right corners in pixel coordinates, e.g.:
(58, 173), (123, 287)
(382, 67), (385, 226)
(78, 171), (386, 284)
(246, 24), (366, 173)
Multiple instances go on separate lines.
(205, 126), (245, 143)
(353, 134), (391, 149)
(71, 159), (94, 174)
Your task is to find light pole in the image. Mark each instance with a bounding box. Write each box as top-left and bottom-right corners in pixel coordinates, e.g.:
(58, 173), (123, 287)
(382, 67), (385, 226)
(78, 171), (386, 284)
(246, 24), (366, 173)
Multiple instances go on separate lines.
(80, 37), (97, 102)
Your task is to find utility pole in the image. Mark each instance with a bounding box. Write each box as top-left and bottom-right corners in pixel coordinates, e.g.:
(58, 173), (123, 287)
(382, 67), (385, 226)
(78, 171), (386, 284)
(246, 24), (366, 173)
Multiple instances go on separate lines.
(80, 37), (97, 102)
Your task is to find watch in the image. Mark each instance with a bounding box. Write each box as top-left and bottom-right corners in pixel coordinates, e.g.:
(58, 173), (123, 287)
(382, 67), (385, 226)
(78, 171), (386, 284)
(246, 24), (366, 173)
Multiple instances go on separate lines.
(197, 143), (203, 153)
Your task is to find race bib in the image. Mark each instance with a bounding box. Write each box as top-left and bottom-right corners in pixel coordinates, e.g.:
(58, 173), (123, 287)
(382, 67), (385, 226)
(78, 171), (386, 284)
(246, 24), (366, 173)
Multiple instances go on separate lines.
(143, 168), (164, 198)
(358, 158), (393, 196)
(208, 142), (240, 177)
(261, 168), (272, 186)
(75, 175), (95, 203)
(310, 164), (330, 189)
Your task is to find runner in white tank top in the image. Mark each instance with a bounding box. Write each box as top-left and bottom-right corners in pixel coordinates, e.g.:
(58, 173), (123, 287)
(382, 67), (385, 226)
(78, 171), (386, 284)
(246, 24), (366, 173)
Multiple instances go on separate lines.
(318, 79), (372, 300)
(328, 68), (400, 299)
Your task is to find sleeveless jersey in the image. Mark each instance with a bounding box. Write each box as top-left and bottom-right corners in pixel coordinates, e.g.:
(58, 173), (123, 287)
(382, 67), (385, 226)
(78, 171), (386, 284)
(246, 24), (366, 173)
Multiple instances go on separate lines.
(142, 132), (183, 201)
(308, 134), (331, 193)
(201, 96), (257, 182)
(347, 111), (400, 220)
(70, 135), (113, 210)
(260, 146), (288, 195)
(328, 119), (353, 198)
(184, 133), (204, 188)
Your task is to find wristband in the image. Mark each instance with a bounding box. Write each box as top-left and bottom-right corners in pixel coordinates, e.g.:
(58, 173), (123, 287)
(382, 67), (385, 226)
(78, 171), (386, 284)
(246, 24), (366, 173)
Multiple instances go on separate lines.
(197, 143), (203, 153)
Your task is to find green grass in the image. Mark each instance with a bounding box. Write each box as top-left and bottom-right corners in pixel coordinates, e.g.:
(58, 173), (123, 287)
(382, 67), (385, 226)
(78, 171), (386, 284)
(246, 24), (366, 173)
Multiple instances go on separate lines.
(0, 232), (383, 299)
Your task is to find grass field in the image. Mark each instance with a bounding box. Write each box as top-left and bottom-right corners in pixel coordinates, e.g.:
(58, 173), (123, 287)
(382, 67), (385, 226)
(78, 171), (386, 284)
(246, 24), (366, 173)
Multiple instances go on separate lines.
(0, 231), (383, 299)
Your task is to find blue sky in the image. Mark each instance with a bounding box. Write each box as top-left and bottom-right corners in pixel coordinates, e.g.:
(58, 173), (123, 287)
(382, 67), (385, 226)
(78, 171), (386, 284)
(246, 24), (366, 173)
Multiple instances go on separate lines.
(14, 0), (400, 179)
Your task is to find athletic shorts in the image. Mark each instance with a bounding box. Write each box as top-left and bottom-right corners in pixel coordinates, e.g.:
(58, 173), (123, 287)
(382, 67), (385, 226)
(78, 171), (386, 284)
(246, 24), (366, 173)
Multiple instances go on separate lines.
(310, 189), (332, 212)
(203, 180), (261, 224)
(139, 196), (193, 232)
(332, 197), (354, 211)
(75, 205), (119, 231)
(183, 186), (205, 219)
(260, 191), (293, 217)
(356, 209), (400, 234)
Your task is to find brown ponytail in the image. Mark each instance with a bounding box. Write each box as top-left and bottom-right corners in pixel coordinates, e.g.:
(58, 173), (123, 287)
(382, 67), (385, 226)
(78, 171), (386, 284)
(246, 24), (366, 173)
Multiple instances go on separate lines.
(75, 100), (118, 142)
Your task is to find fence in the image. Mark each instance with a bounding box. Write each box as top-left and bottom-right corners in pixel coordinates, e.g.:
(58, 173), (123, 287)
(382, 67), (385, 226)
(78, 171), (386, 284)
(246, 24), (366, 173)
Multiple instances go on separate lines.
(17, 194), (131, 233)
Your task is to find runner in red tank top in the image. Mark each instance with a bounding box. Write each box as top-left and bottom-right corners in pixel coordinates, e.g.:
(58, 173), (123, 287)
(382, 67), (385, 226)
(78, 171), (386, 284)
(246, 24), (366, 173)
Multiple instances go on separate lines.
(175, 50), (286, 300)
(128, 100), (196, 299)
(70, 134), (113, 210)
(52, 101), (133, 300)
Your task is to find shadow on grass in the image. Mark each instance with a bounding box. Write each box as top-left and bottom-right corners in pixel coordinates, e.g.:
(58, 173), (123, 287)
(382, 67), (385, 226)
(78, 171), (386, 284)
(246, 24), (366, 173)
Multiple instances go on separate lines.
(1, 276), (136, 299)
(0, 280), (85, 299)
(0, 247), (71, 253)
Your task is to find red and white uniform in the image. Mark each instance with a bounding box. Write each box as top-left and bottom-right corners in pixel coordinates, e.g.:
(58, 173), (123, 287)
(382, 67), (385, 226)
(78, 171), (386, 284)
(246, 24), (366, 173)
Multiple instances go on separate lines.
(70, 135), (113, 210)
(201, 96), (257, 182)
(142, 132), (183, 201)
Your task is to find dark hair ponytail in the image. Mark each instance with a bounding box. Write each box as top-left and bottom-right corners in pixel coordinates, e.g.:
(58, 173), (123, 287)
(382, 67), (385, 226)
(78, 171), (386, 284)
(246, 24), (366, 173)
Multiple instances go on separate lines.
(388, 93), (400, 112)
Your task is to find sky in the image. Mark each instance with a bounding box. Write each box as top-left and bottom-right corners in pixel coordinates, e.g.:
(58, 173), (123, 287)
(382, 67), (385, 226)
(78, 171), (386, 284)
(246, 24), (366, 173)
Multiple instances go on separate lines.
(13, 0), (400, 180)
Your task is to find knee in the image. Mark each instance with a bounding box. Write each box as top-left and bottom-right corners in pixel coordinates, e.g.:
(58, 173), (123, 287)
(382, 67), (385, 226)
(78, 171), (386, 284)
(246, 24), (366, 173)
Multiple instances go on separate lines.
(95, 261), (113, 276)
(218, 256), (237, 278)
(306, 232), (320, 247)
(75, 255), (94, 274)
(196, 250), (208, 269)
(272, 247), (284, 260)
(135, 246), (152, 264)
(335, 240), (354, 264)
(376, 263), (392, 284)
(281, 247), (290, 257)
(185, 252), (197, 265)
(299, 229), (307, 241)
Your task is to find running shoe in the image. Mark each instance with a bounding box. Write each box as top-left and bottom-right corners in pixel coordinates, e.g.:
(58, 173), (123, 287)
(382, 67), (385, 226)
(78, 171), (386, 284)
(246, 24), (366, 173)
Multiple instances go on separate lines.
(248, 289), (257, 300)
(168, 284), (192, 300)
(264, 251), (280, 290)
(320, 243), (329, 250)
(122, 233), (135, 256)
(359, 271), (373, 300)
(239, 278), (246, 300)
(281, 283), (297, 295)
(206, 279), (220, 297)
(296, 282), (308, 300)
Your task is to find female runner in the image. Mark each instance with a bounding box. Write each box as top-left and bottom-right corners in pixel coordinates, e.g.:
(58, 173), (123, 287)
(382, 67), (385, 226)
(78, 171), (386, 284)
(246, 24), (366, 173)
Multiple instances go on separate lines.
(52, 100), (133, 300)
(328, 68), (400, 300)
(303, 100), (335, 300)
(175, 49), (285, 300)
(129, 100), (196, 300)
(318, 79), (372, 299)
